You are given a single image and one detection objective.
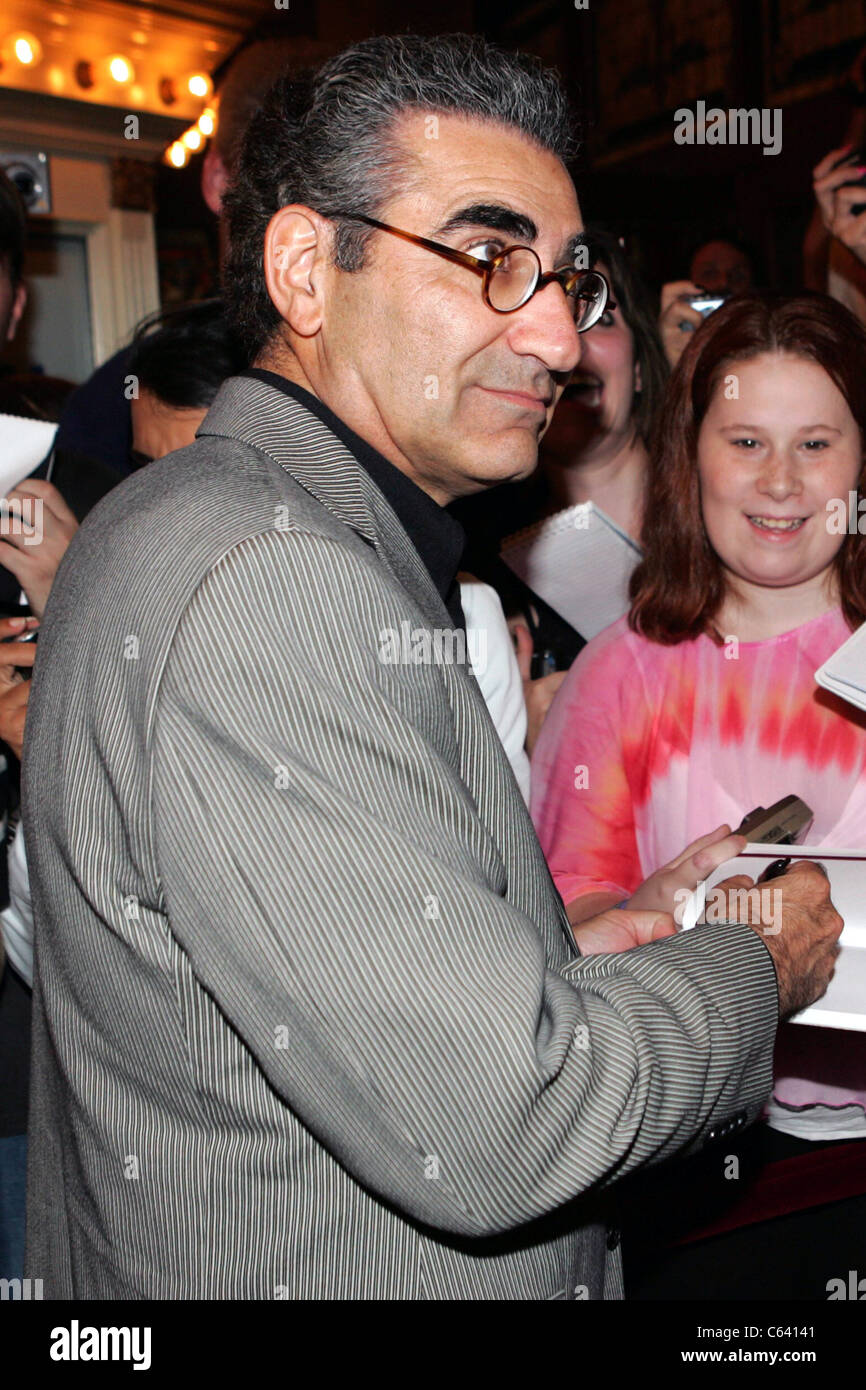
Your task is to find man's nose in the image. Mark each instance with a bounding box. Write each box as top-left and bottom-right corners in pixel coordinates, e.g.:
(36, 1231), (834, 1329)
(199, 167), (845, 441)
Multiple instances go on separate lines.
(505, 280), (582, 375)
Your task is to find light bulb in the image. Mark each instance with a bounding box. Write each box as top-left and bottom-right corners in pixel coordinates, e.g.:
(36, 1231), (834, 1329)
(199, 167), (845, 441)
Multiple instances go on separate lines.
(181, 127), (203, 152)
(187, 72), (212, 100)
(197, 109), (215, 137)
(166, 142), (188, 168)
(10, 32), (42, 66)
(107, 55), (134, 84)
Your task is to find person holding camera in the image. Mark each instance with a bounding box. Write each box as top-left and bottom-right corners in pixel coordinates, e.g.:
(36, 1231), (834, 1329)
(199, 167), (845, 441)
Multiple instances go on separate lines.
(658, 239), (755, 369)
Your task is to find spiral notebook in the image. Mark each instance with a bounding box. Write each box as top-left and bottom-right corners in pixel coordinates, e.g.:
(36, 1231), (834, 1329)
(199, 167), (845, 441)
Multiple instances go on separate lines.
(500, 502), (642, 640)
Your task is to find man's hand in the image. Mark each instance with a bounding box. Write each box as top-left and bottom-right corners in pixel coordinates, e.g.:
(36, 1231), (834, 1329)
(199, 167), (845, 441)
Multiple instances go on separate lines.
(659, 280), (704, 368)
(0, 480), (78, 619)
(812, 145), (866, 269)
(670, 859), (843, 1018)
(572, 906), (677, 954)
(0, 614), (38, 759)
(626, 823), (748, 917)
(753, 861), (844, 1019)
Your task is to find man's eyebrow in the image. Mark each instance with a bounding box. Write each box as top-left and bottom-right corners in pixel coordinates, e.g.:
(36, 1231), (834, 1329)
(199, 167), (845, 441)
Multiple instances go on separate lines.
(563, 230), (588, 266)
(433, 203), (538, 243)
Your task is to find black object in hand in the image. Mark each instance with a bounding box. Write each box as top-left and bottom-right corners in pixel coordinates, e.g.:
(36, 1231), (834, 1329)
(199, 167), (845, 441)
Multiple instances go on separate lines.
(735, 795), (813, 845)
(757, 857), (791, 884)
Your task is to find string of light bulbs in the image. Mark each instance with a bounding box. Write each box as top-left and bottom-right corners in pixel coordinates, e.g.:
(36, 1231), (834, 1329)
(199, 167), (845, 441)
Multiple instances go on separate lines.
(0, 25), (216, 164)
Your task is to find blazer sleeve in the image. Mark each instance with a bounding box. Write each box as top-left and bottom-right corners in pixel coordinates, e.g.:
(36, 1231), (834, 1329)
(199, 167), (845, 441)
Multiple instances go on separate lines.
(150, 527), (779, 1239)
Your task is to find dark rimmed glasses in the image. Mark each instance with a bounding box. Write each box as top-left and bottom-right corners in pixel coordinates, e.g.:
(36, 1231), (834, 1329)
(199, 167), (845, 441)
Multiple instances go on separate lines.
(332, 212), (613, 332)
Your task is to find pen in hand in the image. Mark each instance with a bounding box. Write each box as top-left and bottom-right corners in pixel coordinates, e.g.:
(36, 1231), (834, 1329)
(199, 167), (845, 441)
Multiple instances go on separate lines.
(757, 857), (829, 884)
(757, 857), (791, 884)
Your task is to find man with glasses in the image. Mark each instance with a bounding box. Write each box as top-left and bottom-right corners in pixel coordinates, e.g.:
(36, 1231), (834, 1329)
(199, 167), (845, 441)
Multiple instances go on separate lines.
(23, 33), (840, 1300)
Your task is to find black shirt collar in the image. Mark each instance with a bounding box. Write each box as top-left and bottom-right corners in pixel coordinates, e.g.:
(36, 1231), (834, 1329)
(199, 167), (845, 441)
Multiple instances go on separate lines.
(243, 369), (465, 620)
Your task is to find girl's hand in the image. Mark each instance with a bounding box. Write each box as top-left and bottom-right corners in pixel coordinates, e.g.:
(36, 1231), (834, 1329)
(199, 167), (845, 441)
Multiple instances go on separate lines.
(812, 145), (866, 268)
(0, 480), (78, 619)
(625, 823), (747, 918)
(659, 280), (704, 368)
(572, 905), (677, 955)
(0, 615), (39, 760)
(509, 617), (567, 755)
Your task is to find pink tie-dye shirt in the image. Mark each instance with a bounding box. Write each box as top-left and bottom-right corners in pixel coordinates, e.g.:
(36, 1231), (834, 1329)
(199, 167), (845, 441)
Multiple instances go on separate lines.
(530, 607), (866, 1118)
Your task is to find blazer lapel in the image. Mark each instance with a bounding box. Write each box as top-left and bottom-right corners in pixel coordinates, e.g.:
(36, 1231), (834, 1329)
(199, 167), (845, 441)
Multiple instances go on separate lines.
(199, 375), (576, 955)
(198, 374), (453, 630)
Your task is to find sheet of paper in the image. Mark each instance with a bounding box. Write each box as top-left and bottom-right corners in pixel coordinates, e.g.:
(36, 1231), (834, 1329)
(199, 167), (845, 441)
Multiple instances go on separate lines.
(815, 622), (866, 714)
(500, 501), (642, 640)
(682, 844), (866, 1031)
(0, 412), (57, 495)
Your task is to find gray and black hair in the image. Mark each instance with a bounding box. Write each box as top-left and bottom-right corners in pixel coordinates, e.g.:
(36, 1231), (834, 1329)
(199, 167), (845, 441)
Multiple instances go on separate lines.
(222, 33), (577, 360)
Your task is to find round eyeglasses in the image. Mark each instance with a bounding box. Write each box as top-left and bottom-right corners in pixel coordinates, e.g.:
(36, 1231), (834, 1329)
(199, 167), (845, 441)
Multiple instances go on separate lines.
(331, 212), (613, 333)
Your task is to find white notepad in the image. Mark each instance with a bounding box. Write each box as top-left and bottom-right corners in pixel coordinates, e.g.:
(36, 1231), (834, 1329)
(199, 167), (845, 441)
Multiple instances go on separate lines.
(681, 844), (866, 1032)
(815, 621), (866, 713)
(0, 411), (57, 495)
(500, 501), (642, 640)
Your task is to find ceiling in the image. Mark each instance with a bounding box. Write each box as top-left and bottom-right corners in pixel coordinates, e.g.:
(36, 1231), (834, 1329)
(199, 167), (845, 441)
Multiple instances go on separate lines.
(111, 0), (280, 33)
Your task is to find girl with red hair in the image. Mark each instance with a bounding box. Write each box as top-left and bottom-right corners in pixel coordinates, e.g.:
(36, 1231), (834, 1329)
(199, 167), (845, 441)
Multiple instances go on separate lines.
(531, 292), (866, 1294)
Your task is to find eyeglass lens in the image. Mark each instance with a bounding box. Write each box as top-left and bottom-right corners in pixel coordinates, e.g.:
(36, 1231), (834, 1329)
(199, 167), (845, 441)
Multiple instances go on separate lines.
(487, 254), (605, 330)
(573, 274), (606, 331)
(485, 248), (540, 312)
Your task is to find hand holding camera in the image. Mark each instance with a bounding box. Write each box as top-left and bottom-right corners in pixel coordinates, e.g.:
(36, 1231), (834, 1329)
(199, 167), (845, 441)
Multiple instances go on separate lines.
(658, 280), (726, 368)
(813, 144), (866, 268)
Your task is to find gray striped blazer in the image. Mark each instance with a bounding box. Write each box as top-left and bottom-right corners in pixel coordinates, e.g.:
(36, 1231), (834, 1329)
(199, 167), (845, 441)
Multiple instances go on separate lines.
(23, 374), (779, 1300)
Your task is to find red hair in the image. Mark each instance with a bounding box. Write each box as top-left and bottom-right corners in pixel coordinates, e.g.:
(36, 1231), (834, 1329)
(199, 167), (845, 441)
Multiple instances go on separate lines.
(630, 292), (866, 644)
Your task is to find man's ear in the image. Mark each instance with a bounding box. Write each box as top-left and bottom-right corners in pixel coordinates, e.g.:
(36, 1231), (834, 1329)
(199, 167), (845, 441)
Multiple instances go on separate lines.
(6, 282), (26, 343)
(201, 146), (229, 216)
(263, 206), (328, 339)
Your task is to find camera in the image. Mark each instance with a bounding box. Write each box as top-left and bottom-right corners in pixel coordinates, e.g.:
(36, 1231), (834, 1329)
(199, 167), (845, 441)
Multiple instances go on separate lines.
(735, 795), (813, 845)
(0, 150), (50, 214)
(677, 291), (726, 333)
(686, 292), (727, 317)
